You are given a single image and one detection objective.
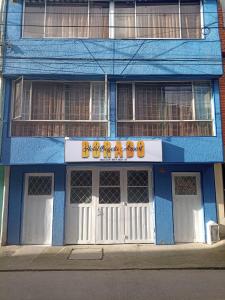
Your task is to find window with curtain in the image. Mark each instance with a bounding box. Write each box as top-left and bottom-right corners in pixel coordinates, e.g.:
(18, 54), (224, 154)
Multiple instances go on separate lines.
(12, 81), (108, 137)
(117, 81), (213, 137)
(23, 0), (202, 39)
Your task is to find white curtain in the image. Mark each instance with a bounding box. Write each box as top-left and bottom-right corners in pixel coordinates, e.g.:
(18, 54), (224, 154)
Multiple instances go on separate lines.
(89, 2), (109, 38)
(23, 3), (45, 38)
(117, 83), (133, 120)
(181, 1), (201, 38)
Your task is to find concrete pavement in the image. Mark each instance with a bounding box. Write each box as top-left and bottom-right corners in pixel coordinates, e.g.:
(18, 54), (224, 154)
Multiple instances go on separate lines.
(1, 270), (225, 300)
(0, 240), (225, 271)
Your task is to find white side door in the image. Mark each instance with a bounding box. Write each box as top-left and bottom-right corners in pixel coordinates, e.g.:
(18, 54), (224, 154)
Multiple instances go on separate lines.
(96, 170), (124, 244)
(65, 170), (95, 244)
(125, 169), (154, 243)
(22, 173), (54, 245)
(172, 172), (205, 243)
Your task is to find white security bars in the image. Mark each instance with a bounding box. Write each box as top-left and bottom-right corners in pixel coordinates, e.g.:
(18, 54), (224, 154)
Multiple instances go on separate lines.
(23, 0), (202, 39)
(12, 80), (108, 137)
(117, 82), (213, 136)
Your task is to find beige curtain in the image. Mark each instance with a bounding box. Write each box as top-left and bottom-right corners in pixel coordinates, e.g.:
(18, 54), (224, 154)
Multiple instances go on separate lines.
(181, 1), (201, 38)
(89, 2), (109, 38)
(46, 2), (88, 38)
(136, 2), (180, 38)
(23, 3), (45, 38)
(115, 2), (135, 38)
(117, 83), (133, 120)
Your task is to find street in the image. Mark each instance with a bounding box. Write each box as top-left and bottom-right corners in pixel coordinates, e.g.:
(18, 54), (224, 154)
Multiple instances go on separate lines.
(0, 270), (225, 300)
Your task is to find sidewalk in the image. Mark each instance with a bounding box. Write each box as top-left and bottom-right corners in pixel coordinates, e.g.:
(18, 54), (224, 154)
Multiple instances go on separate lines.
(0, 241), (225, 271)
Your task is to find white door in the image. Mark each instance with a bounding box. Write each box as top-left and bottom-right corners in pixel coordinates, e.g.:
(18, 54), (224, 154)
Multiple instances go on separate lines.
(65, 167), (154, 244)
(96, 170), (124, 244)
(125, 169), (154, 243)
(65, 170), (94, 244)
(22, 173), (54, 245)
(172, 172), (205, 243)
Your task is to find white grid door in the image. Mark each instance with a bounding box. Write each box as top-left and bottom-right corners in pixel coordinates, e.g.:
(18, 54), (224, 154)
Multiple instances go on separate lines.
(22, 173), (54, 245)
(172, 172), (205, 243)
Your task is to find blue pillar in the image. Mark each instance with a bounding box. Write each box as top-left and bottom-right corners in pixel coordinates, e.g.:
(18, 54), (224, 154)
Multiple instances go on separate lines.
(52, 165), (66, 246)
(154, 165), (174, 245)
(110, 81), (116, 138)
(7, 166), (23, 244)
(202, 165), (217, 226)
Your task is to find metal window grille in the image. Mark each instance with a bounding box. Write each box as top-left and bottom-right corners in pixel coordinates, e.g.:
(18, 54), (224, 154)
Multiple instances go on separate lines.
(28, 176), (52, 196)
(127, 171), (149, 203)
(99, 171), (121, 204)
(70, 171), (92, 204)
(174, 176), (197, 195)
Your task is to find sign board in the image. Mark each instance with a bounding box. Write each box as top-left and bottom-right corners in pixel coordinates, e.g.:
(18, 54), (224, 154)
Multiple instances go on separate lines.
(65, 140), (162, 162)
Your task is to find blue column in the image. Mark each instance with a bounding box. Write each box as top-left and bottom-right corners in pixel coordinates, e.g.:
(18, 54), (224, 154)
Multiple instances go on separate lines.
(202, 165), (217, 226)
(154, 165), (174, 245)
(7, 166), (23, 244)
(52, 165), (66, 246)
(110, 81), (116, 138)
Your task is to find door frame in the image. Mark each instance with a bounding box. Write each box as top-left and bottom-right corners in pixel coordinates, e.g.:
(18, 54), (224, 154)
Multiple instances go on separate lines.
(172, 172), (205, 243)
(22, 172), (54, 245)
(65, 165), (155, 244)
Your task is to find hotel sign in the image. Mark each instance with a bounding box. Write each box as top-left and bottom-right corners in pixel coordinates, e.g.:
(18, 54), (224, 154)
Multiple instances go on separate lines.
(65, 140), (162, 162)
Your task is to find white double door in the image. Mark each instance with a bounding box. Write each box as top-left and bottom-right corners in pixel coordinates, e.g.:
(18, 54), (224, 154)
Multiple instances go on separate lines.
(65, 167), (154, 244)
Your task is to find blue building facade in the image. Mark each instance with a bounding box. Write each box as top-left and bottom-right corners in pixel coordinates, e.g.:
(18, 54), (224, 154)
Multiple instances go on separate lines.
(2, 0), (223, 245)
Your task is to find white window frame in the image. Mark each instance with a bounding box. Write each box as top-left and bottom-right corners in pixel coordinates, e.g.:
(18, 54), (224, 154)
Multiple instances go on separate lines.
(11, 79), (109, 137)
(22, 0), (204, 40)
(116, 80), (215, 136)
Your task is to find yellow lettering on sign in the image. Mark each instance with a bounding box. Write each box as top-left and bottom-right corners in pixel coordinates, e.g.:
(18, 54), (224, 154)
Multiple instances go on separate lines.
(115, 141), (123, 158)
(137, 141), (145, 158)
(103, 141), (111, 158)
(92, 141), (100, 158)
(126, 141), (134, 158)
(82, 141), (89, 158)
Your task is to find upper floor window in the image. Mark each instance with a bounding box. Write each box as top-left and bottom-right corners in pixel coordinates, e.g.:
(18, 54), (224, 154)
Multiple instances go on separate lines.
(12, 80), (108, 137)
(23, 0), (202, 39)
(117, 81), (213, 136)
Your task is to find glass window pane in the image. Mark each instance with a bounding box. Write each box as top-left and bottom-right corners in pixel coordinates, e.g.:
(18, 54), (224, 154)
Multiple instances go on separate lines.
(135, 84), (163, 120)
(21, 81), (31, 120)
(23, 0), (45, 38)
(174, 176), (197, 195)
(89, 2), (109, 38)
(28, 176), (52, 196)
(164, 84), (193, 120)
(46, 1), (88, 38)
(13, 79), (23, 119)
(31, 82), (65, 120)
(117, 83), (133, 120)
(71, 171), (92, 186)
(128, 187), (149, 203)
(92, 82), (107, 120)
(70, 187), (92, 203)
(136, 1), (180, 38)
(99, 187), (121, 203)
(128, 171), (148, 186)
(114, 1), (135, 38)
(100, 171), (120, 186)
(194, 82), (212, 120)
(65, 83), (90, 120)
(181, 0), (201, 39)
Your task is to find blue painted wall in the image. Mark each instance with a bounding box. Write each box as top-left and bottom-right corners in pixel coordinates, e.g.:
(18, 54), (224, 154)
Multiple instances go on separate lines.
(7, 165), (66, 245)
(7, 163), (217, 245)
(154, 163), (217, 244)
(3, 0), (222, 76)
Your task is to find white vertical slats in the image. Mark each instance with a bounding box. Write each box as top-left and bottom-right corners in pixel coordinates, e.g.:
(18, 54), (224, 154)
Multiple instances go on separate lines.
(96, 206), (123, 243)
(125, 205), (153, 243)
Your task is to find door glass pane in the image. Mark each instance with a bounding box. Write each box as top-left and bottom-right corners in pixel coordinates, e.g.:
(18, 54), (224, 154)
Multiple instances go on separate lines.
(174, 176), (197, 195)
(99, 171), (120, 204)
(127, 171), (149, 203)
(70, 171), (92, 203)
(28, 176), (52, 196)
